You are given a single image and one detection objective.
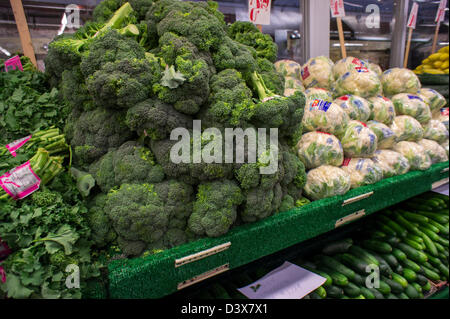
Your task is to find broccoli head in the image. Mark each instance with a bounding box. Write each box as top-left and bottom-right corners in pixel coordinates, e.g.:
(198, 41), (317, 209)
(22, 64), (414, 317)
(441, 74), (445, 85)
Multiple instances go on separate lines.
(212, 36), (257, 73)
(69, 107), (135, 168)
(154, 32), (213, 115)
(87, 194), (117, 248)
(89, 141), (165, 193)
(31, 189), (62, 207)
(61, 67), (95, 112)
(92, 0), (125, 23)
(188, 180), (244, 237)
(129, 0), (155, 20)
(228, 21), (278, 63)
(105, 180), (194, 256)
(125, 98), (193, 140)
(87, 56), (161, 109)
(255, 58), (285, 95)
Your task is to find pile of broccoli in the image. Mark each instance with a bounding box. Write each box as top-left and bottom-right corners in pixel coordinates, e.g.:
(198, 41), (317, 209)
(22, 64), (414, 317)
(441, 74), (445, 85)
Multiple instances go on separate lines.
(46, 0), (307, 257)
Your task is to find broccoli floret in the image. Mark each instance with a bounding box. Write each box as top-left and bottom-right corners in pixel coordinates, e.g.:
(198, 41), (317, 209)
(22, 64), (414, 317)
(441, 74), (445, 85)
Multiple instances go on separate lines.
(89, 141), (165, 193)
(279, 195), (295, 213)
(125, 98), (193, 140)
(104, 181), (194, 256)
(69, 108), (135, 168)
(87, 194), (117, 248)
(154, 32), (213, 115)
(228, 21), (278, 63)
(200, 69), (255, 129)
(80, 29), (145, 77)
(256, 58), (285, 95)
(92, 0), (125, 23)
(50, 251), (79, 271)
(188, 180), (244, 237)
(61, 67), (95, 112)
(31, 189), (62, 207)
(129, 0), (154, 20)
(212, 36), (257, 73)
(86, 57), (161, 109)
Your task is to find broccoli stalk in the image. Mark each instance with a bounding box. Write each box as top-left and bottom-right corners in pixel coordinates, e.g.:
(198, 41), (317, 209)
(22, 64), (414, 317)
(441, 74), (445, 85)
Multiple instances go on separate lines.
(70, 167), (96, 198)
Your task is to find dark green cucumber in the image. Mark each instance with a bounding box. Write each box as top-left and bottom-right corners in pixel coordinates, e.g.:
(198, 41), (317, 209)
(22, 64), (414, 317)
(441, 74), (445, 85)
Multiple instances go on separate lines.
(368, 251), (393, 276)
(335, 253), (370, 275)
(381, 253), (399, 268)
(403, 238), (425, 251)
(428, 219), (449, 235)
(325, 285), (344, 298)
(360, 287), (375, 300)
(411, 282), (422, 294)
(395, 264), (403, 274)
(417, 226), (439, 241)
(377, 216), (407, 237)
(397, 243), (428, 264)
(404, 284), (420, 299)
(403, 212), (429, 224)
(415, 274), (429, 286)
(317, 255), (356, 281)
(375, 280), (391, 295)
(395, 215), (422, 236)
(369, 231), (387, 239)
(322, 238), (353, 255)
(320, 266), (349, 287)
(352, 295), (365, 299)
(309, 292), (322, 299)
(420, 232), (439, 257)
(386, 293), (398, 299)
(406, 234), (424, 245)
(402, 268), (417, 283)
(382, 276), (404, 294)
(342, 282), (361, 297)
(437, 264), (449, 279)
(424, 252), (442, 267)
(375, 220), (397, 236)
(419, 222), (440, 234)
(401, 258), (422, 273)
(362, 240), (393, 254)
(368, 288), (385, 299)
(391, 273), (408, 288)
(383, 236), (402, 246)
(392, 248), (407, 261)
(420, 265), (440, 281)
(351, 273), (365, 286)
(314, 286), (327, 298)
(349, 246), (380, 267)
(435, 241), (445, 253)
(416, 211), (449, 224)
(421, 281), (431, 292)
(436, 236), (449, 247)
(397, 292), (410, 299)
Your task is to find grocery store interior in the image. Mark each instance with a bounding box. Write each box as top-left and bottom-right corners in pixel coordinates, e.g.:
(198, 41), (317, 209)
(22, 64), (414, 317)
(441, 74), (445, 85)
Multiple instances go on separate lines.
(0, 0), (449, 303)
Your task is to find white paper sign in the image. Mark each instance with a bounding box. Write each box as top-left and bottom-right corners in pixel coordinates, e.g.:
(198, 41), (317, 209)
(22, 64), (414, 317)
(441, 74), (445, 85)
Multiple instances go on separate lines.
(330, 0), (345, 18)
(249, 0), (271, 25)
(407, 2), (419, 29)
(435, 0), (447, 23)
(237, 262), (326, 299)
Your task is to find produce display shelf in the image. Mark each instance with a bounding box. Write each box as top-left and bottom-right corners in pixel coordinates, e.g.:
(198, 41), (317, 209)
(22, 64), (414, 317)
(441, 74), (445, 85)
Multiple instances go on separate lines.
(429, 286), (449, 299)
(107, 162), (449, 299)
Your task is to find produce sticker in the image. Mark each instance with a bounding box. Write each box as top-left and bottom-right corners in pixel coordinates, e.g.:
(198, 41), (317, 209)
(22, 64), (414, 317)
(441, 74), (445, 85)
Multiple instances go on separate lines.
(330, 0), (345, 18)
(310, 99), (332, 112)
(0, 161), (40, 200)
(5, 135), (32, 157)
(248, 0), (271, 25)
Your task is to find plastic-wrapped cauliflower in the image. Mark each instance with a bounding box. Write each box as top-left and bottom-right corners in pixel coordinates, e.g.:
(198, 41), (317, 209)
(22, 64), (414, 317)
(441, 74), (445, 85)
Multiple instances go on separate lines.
(418, 88), (447, 112)
(441, 140), (449, 157)
(381, 68), (421, 97)
(341, 158), (383, 188)
(305, 88), (333, 102)
(371, 149), (410, 178)
(423, 119), (449, 144)
(334, 68), (382, 98)
(433, 107), (449, 131)
(301, 56), (334, 90)
(302, 99), (350, 137)
(340, 120), (378, 157)
(296, 131), (344, 169)
(367, 120), (396, 149)
(332, 57), (368, 80)
(368, 62), (383, 77)
(284, 76), (305, 97)
(391, 93), (431, 124)
(417, 139), (448, 164)
(368, 95), (396, 125)
(275, 59), (302, 78)
(303, 165), (351, 200)
(390, 115), (424, 142)
(333, 94), (371, 121)
(393, 141), (432, 171)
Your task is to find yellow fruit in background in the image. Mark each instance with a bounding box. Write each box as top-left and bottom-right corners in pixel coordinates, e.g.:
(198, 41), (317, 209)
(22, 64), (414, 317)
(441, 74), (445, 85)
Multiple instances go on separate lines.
(441, 61), (449, 69)
(416, 65), (424, 71)
(423, 64), (433, 70)
(434, 61), (443, 68)
(425, 69), (445, 74)
(438, 47), (448, 53)
(413, 69), (422, 74)
(440, 53), (449, 61)
(429, 53), (442, 61)
(422, 58), (430, 64)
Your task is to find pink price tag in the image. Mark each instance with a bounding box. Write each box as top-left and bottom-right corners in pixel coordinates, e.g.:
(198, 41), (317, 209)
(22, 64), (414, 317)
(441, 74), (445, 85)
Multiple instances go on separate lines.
(0, 161), (40, 200)
(0, 266), (5, 284)
(5, 135), (32, 157)
(4, 55), (23, 72)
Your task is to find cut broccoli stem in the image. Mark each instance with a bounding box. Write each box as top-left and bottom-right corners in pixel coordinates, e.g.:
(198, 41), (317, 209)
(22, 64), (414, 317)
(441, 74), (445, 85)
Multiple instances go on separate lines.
(101, 2), (134, 31)
(117, 24), (140, 37)
(250, 71), (277, 101)
(70, 167), (96, 197)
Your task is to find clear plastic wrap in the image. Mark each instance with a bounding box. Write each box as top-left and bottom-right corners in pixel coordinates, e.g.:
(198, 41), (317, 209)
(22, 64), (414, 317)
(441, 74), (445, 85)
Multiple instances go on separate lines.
(432, 107), (449, 131)
(391, 93), (432, 124)
(368, 62), (383, 77)
(381, 68), (421, 97)
(423, 119), (449, 144)
(393, 141), (432, 171)
(305, 88), (333, 102)
(417, 139), (449, 164)
(334, 67), (382, 98)
(302, 99), (350, 137)
(418, 88), (447, 112)
(441, 139), (449, 157)
(301, 56), (334, 90)
(284, 76), (305, 96)
(367, 120), (396, 149)
(274, 59), (302, 79)
(332, 57), (368, 80)
(333, 94), (371, 122)
(341, 158), (383, 188)
(296, 131), (344, 169)
(340, 120), (378, 157)
(303, 165), (351, 200)
(368, 95), (396, 125)
(371, 149), (410, 178)
(390, 115), (424, 142)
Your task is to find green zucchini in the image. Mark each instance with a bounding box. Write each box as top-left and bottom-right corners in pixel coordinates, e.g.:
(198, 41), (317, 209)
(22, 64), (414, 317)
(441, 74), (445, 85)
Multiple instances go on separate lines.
(360, 287), (375, 300)
(343, 282), (361, 297)
(401, 258), (422, 273)
(391, 273), (408, 289)
(317, 255), (356, 281)
(397, 243), (428, 264)
(382, 276), (404, 294)
(381, 253), (399, 268)
(405, 284), (420, 299)
(349, 246), (380, 267)
(362, 240), (393, 254)
(402, 268), (417, 283)
(392, 248), (407, 261)
(325, 285), (344, 298)
(322, 238), (353, 255)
